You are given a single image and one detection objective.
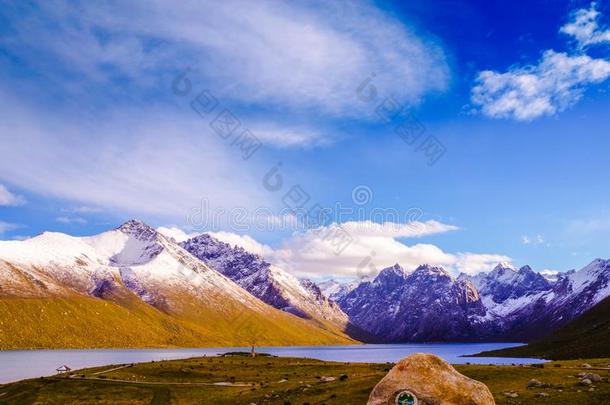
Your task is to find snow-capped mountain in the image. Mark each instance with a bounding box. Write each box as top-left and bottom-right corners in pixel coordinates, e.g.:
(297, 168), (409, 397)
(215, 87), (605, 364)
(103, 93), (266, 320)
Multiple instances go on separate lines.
(180, 234), (350, 327)
(0, 220), (268, 311)
(3, 220), (609, 346)
(0, 220), (356, 349)
(318, 279), (361, 301)
(469, 262), (552, 304)
(339, 264), (485, 341)
(337, 260), (610, 342)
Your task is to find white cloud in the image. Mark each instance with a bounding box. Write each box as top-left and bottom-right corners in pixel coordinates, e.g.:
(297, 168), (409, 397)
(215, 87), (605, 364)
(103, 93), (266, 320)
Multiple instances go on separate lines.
(156, 226), (200, 242)
(521, 235), (531, 244)
(159, 220), (508, 278)
(248, 124), (329, 148)
(339, 220), (458, 238)
(3, 0), (449, 124)
(157, 226), (274, 257)
(269, 220), (508, 278)
(208, 231), (274, 257)
(561, 2), (610, 48)
(453, 253), (512, 275)
(472, 50), (610, 120)
(0, 184), (25, 206)
(56, 216), (88, 225)
(540, 269), (560, 282)
(471, 4), (610, 121)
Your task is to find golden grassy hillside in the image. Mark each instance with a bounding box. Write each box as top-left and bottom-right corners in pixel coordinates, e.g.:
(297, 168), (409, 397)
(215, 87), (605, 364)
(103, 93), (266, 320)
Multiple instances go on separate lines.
(0, 293), (355, 350)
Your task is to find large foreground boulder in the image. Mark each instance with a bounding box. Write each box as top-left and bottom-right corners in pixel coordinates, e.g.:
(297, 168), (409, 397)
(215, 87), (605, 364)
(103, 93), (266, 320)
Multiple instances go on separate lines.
(367, 353), (495, 405)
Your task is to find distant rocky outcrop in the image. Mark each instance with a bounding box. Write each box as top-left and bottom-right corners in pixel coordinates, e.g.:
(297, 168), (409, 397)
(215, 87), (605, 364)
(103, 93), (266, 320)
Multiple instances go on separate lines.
(367, 353), (495, 405)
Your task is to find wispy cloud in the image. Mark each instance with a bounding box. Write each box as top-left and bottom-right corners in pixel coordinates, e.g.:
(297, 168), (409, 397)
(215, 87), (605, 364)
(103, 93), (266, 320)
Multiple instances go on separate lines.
(522, 234), (545, 245)
(561, 2), (610, 48)
(471, 3), (610, 121)
(56, 216), (88, 225)
(0, 184), (25, 206)
(0, 221), (21, 235)
(0, 0), (449, 122)
(0, 92), (272, 220)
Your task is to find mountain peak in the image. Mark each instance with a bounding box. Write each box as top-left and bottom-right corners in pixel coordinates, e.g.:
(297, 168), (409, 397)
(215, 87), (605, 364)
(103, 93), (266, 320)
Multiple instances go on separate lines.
(493, 261), (515, 272)
(413, 264), (451, 278)
(117, 220), (159, 241)
(517, 265), (534, 274)
(374, 263), (408, 284)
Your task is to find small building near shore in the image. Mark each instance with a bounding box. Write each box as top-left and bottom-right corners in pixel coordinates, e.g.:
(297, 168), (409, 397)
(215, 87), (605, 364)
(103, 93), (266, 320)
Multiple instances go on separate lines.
(56, 365), (72, 374)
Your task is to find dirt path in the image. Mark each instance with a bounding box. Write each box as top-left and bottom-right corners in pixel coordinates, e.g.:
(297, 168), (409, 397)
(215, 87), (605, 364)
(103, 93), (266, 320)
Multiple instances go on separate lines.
(90, 364), (133, 375)
(63, 376), (251, 387)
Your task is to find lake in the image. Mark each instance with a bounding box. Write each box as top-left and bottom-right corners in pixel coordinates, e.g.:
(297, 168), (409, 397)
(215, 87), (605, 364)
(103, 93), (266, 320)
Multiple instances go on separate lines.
(0, 343), (545, 384)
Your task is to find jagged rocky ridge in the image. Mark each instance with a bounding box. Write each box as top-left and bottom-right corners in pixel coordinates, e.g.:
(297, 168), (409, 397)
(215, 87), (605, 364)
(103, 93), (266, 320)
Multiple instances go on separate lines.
(336, 260), (610, 342)
(180, 234), (349, 326)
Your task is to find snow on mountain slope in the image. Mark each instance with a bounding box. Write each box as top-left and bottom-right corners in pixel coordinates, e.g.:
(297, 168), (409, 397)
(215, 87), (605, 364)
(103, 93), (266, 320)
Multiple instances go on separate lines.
(318, 279), (361, 301)
(180, 233), (349, 325)
(473, 263), (551, 301)
(466, 263), (553, 321)
(0, 231), (118, 297)
(337, 259), (610, 342)
(339, 264), (485, 341)
(0, 220), (268, 312)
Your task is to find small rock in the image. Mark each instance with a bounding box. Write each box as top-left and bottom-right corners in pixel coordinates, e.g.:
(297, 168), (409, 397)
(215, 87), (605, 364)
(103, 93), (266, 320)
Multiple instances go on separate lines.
(536, 392), (549, 397)
(589, 387), (595, 392)
(527, 379), (543, 388)
(582, 373), (602, 382)
(504, 391), (519, 398)
(582, 363), (592, 369)
(278, 379), (287, 383)
(320, 376), (336, 382)
(580, 379), (592, 386)
(367, 353), (494, 405)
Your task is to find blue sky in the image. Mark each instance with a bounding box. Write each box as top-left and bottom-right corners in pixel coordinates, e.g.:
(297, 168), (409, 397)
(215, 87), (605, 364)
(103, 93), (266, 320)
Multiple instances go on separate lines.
(1, 0), (610, 279)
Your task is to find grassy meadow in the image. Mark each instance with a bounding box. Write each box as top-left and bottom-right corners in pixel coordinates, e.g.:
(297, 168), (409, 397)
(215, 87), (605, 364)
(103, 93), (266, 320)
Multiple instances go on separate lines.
(1, 354), (609, 404)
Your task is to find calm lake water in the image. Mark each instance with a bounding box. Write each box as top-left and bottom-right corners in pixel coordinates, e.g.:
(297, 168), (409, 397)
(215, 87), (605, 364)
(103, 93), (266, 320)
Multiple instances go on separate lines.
(0, 343), (545, 384)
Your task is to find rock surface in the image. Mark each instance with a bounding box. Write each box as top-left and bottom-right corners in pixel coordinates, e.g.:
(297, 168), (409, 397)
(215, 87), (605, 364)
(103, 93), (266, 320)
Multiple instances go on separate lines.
(367, 353), (495, 405)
